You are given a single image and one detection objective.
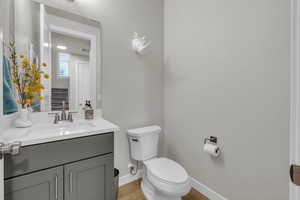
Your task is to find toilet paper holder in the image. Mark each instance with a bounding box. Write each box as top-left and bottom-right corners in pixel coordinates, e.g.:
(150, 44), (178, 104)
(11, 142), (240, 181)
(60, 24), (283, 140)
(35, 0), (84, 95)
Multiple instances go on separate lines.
(204, 136), (217, 144)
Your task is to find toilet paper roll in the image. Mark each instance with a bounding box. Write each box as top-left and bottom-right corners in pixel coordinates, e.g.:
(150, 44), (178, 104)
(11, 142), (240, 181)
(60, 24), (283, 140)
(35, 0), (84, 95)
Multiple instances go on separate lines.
(204, 143), (220, 157)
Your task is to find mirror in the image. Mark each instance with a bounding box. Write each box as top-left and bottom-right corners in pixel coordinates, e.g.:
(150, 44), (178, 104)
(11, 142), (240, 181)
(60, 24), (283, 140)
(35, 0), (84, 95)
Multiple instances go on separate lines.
(2, 0), (101, 114)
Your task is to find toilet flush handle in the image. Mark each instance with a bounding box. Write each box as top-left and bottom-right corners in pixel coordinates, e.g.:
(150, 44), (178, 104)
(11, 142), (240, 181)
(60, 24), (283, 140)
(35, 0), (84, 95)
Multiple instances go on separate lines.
(131, 138), (139, 142)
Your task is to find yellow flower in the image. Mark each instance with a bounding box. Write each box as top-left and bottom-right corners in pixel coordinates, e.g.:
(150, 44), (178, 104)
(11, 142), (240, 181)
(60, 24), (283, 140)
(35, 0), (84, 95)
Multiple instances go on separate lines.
(42, 63), (47, 67)
(25, 99), (31, 104)
(34, 73), (41, 79)
(35, 83), (45, 91)
(44, 74), (49, 79)
(22, 59), (29, 66)
(31, 86), (37, 92)
(37, 96), (44, 101)
(31, 64), (37, 69)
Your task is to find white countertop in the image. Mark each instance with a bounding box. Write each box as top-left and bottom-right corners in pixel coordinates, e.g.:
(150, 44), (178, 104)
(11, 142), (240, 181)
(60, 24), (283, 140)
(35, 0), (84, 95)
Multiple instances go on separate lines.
(0, 118), (119, 146)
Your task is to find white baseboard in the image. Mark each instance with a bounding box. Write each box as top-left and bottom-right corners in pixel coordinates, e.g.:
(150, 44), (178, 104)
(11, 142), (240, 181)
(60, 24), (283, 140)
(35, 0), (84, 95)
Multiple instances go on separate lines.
(190, 177), (228, 200)
(119, 172), (141, 187)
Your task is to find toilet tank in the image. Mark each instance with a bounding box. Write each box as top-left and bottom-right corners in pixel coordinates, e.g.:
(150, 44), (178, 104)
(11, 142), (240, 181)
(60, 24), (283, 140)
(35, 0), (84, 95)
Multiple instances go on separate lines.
(127, 126), (161, 161)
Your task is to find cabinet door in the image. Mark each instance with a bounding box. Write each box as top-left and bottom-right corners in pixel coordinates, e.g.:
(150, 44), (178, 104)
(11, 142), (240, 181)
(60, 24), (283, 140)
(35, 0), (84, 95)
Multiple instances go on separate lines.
(64, 154), (114, 200)
(4, 166), (63, 200)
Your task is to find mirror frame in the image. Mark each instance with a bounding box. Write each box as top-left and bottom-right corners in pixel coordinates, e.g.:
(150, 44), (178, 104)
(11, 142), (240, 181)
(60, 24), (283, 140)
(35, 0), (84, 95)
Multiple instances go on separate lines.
(0, 0), (103, 119)
(0, 4), (3, 118)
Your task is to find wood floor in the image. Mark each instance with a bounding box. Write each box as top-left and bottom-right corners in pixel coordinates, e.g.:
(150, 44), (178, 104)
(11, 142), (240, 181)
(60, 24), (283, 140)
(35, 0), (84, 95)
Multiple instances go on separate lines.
(118, 179), (209, 200)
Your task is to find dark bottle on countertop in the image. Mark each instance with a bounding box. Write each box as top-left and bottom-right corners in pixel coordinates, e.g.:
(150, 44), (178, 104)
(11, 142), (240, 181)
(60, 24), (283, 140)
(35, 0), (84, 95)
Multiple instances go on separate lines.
(84, 100), (94, 120)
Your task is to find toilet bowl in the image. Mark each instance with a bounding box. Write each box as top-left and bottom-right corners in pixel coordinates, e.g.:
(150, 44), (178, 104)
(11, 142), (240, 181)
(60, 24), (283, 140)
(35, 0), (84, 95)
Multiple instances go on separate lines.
(128, 126), (191, 200)
(142, 157), (191, 200)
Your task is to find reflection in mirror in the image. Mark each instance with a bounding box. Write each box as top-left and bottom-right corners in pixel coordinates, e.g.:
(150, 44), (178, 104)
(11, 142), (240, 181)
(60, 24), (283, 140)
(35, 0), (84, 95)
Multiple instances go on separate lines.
(51, 33), (91, 111)
(2, 0), (101, 114)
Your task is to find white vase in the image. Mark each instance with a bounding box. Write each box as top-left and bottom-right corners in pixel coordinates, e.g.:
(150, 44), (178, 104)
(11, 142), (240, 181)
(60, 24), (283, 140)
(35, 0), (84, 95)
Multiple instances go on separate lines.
(14, 108), (32, 128)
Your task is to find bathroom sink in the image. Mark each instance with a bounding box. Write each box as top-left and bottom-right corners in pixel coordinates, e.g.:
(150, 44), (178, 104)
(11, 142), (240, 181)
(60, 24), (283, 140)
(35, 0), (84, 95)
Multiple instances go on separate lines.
(0, 118), (119, 146)
(37, 121), (95, 132)
(30, 120), (96, 136)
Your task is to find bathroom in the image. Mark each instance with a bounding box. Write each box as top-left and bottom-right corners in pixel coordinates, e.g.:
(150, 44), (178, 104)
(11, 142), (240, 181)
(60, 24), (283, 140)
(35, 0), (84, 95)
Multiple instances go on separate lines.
(0, 0), (295, 200)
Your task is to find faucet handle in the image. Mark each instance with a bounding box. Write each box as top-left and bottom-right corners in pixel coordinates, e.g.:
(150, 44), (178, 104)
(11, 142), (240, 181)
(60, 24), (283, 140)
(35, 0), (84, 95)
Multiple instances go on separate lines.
(48, 112), (60, 124)
(67, 111), (78, 122)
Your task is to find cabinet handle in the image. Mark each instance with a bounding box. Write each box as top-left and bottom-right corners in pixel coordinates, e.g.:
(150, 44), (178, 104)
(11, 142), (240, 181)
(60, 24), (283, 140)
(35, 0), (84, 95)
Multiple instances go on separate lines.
(70, 172), (73, 193)
(55, 175), (58, 200)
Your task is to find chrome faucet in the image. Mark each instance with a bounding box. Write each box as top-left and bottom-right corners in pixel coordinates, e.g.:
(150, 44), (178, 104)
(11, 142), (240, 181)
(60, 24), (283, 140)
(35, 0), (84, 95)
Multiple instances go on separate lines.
(48, 101), (78, 124)
(48, 112), (61, 124)
(61, 101), (67, 121)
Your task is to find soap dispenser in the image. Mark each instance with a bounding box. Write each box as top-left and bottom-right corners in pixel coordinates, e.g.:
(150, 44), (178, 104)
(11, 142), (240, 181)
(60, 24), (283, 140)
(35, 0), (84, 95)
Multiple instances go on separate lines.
(84, 100), (94, 120)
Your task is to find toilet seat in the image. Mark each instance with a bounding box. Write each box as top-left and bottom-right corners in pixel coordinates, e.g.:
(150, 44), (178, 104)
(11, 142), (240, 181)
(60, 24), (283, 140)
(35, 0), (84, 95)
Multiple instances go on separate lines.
(144, 158), (191, 196)
(144, 157), (188, 184)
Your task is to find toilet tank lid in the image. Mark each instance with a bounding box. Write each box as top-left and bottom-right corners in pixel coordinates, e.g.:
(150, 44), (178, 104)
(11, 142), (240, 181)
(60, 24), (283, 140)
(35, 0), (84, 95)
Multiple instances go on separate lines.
(127, 125), (161, 137)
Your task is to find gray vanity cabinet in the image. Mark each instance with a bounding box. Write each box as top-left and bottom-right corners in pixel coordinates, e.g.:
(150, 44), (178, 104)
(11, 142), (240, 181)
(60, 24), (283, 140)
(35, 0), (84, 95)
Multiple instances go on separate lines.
(64, 154), (114, 200)
(4, 133), (114, 200)
(4, 166), (64, 200)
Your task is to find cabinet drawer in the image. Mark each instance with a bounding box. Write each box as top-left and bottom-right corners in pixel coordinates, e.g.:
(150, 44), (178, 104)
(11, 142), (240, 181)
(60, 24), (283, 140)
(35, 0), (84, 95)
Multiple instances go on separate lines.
(5, 133), (113, 179)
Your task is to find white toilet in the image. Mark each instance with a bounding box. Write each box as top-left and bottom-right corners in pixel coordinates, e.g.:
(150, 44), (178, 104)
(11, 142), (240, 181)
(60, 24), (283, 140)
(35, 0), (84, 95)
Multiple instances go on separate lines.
(128, 125), (191, 200)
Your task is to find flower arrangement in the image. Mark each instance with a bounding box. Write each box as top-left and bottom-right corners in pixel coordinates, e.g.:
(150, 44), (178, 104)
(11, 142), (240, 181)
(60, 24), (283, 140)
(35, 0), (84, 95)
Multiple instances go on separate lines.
(8, 41), (49, 109)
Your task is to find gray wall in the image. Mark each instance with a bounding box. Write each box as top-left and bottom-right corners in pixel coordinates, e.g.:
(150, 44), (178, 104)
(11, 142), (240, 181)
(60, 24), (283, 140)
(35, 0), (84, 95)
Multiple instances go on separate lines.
(164, 0), (290, 200)
(35, 0), (164, 176)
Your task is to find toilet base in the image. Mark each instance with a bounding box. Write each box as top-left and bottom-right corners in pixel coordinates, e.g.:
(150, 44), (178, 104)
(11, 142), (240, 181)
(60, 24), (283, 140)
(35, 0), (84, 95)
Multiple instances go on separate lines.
(141, 177), (181, 200)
